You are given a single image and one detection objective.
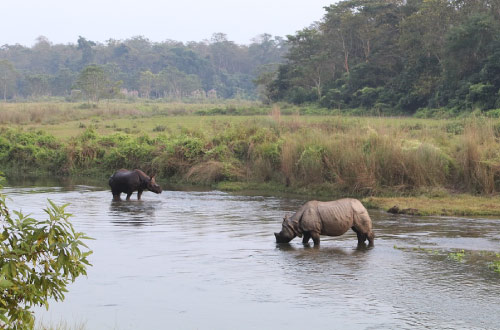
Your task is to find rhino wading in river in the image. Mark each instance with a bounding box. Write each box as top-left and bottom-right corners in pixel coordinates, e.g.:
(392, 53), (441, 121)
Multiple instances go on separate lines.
(274, 198), (374, 246)
(109, 169), (162, 201)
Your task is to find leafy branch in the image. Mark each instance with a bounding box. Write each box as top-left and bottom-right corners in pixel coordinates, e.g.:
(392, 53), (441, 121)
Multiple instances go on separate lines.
(0, 193), (92, 328)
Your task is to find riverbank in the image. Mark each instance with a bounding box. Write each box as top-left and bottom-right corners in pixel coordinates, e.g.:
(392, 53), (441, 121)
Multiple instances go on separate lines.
(5, 173), (500, 217)
(2, 102), (500, 216)
(218, 182), (500, 216)
(363, 195), (500, 216)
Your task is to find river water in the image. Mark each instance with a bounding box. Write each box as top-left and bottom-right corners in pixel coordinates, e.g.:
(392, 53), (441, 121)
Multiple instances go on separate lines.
(2, 180), (499, 329)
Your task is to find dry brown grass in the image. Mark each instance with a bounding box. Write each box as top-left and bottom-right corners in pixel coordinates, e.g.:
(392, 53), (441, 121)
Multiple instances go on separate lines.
(185, 161), (227, 184)
(184, 160), (245, 184)
(270, 104), (281, 124)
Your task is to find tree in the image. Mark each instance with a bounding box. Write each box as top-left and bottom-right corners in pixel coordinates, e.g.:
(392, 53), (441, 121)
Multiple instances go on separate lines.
(139, 70), (157, 99)
(77, 36), (96, 67)
(0, 60), (17, 101)
(0, 32), (289, 100)
(323, 1), (359, 75)
(75, 65), (121, 103)
(158, 67), (202, 99)
(254, 64), (278, 103)
(286, 27), (333, 100)
(265, 0), (500, 113)
(445, 13), (499, 80)
(25, 73), (51, 98)
(209, 33), (249, 74)
(51, 68), (76, 96)
(0, 191), (92, 328)
(400, 0), (454, 66)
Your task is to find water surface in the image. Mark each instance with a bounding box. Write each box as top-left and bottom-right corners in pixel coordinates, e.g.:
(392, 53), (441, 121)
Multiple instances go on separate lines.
(2, 182), (499, 329)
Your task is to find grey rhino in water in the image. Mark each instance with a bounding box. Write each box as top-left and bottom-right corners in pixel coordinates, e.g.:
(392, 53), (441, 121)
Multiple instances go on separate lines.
(108, 169), (162, 201)
(274, 198), (374, 246)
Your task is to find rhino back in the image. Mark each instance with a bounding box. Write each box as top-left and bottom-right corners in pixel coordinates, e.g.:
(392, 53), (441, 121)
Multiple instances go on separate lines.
(290, 201), (314, 223)
(315, 199), (357, 236)
(109, 170), (140, 191)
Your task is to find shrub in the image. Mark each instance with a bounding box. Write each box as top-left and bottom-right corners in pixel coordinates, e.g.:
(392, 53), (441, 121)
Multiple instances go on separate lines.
(0, 193), (92, 328)
(320, 89), (344, 109)
(152, 125), (166, 132)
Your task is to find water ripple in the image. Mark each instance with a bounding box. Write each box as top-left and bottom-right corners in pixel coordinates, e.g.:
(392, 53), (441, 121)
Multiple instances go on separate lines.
(2, 185), (497, 329)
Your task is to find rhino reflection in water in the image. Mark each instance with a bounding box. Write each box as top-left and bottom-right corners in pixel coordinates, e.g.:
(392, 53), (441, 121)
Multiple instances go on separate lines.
(108, 169), (162, 201)
(274, 198), (374, 246)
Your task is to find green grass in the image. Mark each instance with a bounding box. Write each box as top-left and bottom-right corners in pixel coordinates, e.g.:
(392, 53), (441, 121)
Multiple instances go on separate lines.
(363, 195), (500, 216)
(489, 257), (500, 273)
(448, 250), (466, 262)
(394, 247), (500, 274)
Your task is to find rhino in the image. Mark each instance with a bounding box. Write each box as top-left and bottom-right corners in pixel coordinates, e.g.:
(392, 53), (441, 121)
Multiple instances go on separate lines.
(108, 169), (162, 201)
(274, 198), (374, 246)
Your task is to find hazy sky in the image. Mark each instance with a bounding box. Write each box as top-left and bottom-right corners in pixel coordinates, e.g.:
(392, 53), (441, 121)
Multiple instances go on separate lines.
(0, 0), (336, 46)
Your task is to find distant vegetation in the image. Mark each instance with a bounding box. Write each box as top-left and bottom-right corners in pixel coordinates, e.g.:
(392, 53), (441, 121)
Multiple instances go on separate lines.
(263, 0), (500, 116)
(2, 0), (500, 117)
(0, 33), (286, 102)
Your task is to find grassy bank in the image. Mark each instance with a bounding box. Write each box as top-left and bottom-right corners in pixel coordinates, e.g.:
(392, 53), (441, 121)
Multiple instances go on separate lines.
(364, 195), (500, 216)
(2, 102), (500, 215)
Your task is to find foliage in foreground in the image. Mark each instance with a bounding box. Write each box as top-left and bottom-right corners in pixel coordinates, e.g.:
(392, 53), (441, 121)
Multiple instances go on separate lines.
(0, 192), (92, 328)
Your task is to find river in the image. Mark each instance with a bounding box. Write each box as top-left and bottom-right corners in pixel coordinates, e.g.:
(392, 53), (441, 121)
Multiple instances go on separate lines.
(2, 180), (499, 329)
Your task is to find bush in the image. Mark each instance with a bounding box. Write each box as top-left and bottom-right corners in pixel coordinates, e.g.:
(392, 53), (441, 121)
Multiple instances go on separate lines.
(320, 89), (344, 109)
(0, 192), (92, 328)
(467, 83), (497, 110)
(353, 87), (383, 108)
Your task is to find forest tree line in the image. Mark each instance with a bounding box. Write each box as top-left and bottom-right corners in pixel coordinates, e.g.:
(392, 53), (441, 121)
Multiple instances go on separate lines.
(263, 0), (500, 115)
(1, 0), (500, 116)
(0, 33), (287, 101)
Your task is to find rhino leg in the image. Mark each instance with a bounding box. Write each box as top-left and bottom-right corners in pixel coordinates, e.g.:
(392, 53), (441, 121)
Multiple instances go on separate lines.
(302, 233), (311, 244)
(352, 226), (365, 244)
(352, 226), (375, 246)
(311, 232), (320, 245)
(367, 231), (375, 247)
(137, 190), (143, 200)
(126, 192), (132, 200)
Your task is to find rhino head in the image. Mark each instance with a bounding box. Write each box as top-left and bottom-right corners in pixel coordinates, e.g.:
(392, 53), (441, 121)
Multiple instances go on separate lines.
(147, 175), (162, 194)
(274, 215), (297, 243)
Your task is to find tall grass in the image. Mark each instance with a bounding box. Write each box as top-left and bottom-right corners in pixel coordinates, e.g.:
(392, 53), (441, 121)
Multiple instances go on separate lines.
(3, 107), (500, 196)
